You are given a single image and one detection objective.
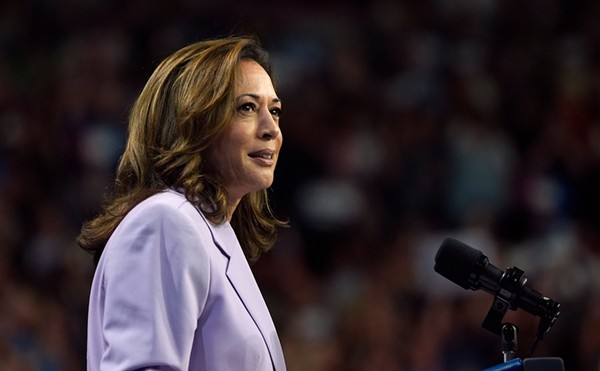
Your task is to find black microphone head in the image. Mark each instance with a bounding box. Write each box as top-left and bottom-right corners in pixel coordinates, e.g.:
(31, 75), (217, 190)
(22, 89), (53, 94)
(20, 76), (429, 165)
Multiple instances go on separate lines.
(434, 237), (486, 290)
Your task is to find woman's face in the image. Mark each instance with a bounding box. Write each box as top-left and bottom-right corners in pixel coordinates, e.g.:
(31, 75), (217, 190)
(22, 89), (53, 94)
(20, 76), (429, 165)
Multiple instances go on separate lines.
(208, 59), (283, 202)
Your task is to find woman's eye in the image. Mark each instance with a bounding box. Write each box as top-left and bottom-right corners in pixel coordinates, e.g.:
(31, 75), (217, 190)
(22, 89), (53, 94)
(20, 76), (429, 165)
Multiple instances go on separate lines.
(238, 102), (256, 113)
(270, 107), (282, 118)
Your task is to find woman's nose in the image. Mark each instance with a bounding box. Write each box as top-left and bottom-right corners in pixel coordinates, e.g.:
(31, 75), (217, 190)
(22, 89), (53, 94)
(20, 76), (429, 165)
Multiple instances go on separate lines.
(258, 109), (280, 140)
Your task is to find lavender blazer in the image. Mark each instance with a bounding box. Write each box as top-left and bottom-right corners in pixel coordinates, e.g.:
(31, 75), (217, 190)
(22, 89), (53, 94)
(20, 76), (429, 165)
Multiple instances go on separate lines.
(87, 189), (286, 371)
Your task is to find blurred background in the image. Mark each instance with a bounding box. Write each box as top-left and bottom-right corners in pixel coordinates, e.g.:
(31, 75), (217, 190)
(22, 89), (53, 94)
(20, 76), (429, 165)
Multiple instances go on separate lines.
(1, 0), (600, 370)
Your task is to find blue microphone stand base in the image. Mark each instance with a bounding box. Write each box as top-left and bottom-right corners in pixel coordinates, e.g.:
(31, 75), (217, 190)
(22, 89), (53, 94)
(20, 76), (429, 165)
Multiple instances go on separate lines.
(481, 358), (522, 371)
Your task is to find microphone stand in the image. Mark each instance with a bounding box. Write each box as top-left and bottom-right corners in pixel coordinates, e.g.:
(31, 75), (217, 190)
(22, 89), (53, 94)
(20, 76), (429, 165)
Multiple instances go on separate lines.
(481, 266), (527, 361)
(481, 292), (522, 364)
(480, 268), (562, 370)
(501, 323), (518, 362)
(480, 293), (523, 370)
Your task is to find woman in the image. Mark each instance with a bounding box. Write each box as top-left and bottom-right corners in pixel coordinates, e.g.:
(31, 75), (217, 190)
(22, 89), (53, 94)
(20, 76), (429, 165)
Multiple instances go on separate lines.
(78, 36), (287, 371)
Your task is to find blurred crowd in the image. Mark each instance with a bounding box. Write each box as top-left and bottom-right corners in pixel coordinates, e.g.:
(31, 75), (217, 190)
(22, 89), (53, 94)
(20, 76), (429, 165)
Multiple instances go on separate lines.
(1, 0), (600, 370)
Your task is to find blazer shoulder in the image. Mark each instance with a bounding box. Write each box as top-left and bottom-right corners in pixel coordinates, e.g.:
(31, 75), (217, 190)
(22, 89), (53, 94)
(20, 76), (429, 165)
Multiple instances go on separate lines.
(108, 190), (211, 243)
(137, 189), (189, 209)
(127, 190), (200, 219)
(102, 190), (214, 268)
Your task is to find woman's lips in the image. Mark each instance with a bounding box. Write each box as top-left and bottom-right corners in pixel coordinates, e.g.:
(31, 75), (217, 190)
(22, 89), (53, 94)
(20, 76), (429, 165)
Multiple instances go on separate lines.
(248, 149), (276, 165)
(248, 149), (275, 159)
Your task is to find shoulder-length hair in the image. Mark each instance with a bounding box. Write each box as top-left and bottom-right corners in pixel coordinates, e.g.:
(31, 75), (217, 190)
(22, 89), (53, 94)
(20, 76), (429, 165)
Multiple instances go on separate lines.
(77, 35), (287, 264)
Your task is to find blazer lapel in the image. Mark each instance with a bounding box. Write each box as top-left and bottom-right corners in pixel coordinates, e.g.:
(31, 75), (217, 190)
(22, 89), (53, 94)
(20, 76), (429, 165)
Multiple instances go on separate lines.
(202, 217), (286, 371)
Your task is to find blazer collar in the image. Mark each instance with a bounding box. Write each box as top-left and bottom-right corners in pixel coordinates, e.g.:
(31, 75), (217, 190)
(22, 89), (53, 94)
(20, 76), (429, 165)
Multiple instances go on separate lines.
(200, 214), (286, 371)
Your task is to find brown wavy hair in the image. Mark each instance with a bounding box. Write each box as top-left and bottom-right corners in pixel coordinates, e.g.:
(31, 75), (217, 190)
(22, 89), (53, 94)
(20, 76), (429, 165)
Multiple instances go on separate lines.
(77, 36), (287, 264)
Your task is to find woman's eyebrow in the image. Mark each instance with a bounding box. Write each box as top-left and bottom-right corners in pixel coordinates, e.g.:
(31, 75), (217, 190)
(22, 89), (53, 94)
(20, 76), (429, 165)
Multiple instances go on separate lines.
(237, 93), (282, 104)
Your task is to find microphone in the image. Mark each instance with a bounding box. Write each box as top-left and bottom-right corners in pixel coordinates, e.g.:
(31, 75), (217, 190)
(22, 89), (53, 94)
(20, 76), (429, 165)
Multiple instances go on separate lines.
(434, 238), (560, 343)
